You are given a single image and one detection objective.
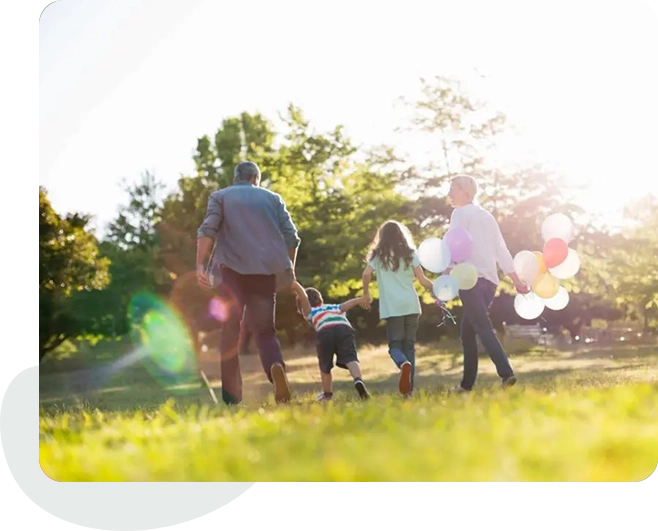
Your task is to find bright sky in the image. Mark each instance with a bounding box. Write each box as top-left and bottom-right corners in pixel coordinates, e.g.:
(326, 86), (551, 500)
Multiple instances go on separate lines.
(40, 0), (658, 235)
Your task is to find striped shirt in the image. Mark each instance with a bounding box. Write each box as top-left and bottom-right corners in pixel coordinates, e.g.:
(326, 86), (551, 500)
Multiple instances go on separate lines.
(308, 304), (352, 331)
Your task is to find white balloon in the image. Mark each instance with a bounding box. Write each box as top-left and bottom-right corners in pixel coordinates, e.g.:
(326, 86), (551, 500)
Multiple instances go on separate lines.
(548, 248), (581, 279)
(541, 213), (575, 243)
(514, 293), (545, 320)
(543, 286), (570, 311)
(418, 238), (451, 273)
(514, 250), (540, 286)
(432, 275), (460, 302)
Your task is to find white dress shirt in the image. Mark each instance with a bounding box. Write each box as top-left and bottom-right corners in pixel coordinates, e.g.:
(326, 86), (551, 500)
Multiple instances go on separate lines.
(448, 203), (515, 286)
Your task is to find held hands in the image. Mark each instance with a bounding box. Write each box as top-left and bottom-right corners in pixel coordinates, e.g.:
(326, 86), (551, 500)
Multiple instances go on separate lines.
(359, 293), (373, 310)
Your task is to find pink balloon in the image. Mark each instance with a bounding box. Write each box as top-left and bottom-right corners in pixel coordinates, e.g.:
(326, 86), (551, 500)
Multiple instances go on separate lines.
(444, 228), (473, 263)
(543, 238), (568, 269)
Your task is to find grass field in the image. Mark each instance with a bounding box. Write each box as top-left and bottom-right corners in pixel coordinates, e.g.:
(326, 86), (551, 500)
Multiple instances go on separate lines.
(39, 339), (658, 481)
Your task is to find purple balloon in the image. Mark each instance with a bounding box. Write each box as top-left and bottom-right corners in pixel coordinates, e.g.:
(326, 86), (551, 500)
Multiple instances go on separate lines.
(443, 228), (473, 263)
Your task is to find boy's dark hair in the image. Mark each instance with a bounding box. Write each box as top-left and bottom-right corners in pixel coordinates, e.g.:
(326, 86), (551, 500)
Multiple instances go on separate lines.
(305, 287), (323, 307)
(366, 220), (416, 272)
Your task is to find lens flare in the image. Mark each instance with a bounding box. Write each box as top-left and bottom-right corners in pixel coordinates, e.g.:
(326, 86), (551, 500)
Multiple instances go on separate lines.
(208, 297), (229, 322)
(128, 292), (199, 391)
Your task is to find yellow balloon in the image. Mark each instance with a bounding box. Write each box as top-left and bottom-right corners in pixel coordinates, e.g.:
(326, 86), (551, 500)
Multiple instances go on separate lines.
(533, 272), (560, 299)
(450, 263), (478, 290)
(534, 251), (547, 274)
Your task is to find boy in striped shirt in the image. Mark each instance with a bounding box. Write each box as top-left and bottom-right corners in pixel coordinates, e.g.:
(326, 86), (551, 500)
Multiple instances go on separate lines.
(292, 282), (370, 401)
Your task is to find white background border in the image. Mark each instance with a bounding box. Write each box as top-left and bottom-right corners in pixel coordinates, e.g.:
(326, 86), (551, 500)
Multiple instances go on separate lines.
(0, 0), (39, 249)
(6, 0), (658, 531)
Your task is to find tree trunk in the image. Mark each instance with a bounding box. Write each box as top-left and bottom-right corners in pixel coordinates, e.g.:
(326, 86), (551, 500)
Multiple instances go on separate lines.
(39, 335), (68, 363)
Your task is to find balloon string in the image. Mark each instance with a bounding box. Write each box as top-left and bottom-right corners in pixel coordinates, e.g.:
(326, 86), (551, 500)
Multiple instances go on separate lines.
(434, 298), (457, 328)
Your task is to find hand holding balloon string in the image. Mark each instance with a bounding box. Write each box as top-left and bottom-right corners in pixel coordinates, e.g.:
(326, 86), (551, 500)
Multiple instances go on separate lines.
(509, 271), (531, 295)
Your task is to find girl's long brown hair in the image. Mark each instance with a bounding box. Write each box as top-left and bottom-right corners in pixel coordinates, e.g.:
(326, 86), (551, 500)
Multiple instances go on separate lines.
(366, 220), (416, 272)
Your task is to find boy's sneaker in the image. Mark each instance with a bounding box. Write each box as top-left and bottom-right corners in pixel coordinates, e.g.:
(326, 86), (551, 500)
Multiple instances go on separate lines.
(316, 392), (333, 402)
(502, 375), (517, 389)
(399, 361), (412, 396)
(354, 379), (370, 400)
(450, 385), (470, 394)
(271, 363), (291, 404)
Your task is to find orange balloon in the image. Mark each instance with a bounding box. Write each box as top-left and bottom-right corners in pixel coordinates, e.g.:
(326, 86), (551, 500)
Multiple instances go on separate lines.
(543, 238), (568, 268)
(533, 251), (547, 274)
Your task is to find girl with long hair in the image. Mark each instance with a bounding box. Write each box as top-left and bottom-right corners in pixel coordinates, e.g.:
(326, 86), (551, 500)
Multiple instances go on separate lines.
(362, 220), (434, 396)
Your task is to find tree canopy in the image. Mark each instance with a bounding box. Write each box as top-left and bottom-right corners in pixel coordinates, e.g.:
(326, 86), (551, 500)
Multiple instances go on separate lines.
(38, 77), (656, 361)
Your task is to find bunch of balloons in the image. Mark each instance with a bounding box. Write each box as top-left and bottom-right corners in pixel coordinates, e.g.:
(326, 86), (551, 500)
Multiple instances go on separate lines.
(513, 213), (580, 320)
(417, 227), (477, 303)
(416, 213), (579, 322)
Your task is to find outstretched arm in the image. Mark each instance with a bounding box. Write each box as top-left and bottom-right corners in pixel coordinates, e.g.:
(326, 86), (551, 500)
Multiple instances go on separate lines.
(290, 281), (312, 319)
(340, 296), (369, 313)
(494, 221), (529, 294)
(362, 264), (374, 305)
(413, 265), (434, 291)
(410, 249), (434, 292)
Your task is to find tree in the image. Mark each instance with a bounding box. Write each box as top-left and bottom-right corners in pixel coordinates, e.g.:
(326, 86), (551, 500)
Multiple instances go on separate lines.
(156, 105), (418, 344)
(401, 76), (580, 225)
(105, 170), (170, 294)
(158, 113), (280, 351)
(39, 187), (110, 360)
(609, 195), (658, 332)
(398, 75), (627, 340)
(399, 75), (507, 186)
(159, 112), (277, 278)
(71, 173), (169, 338)
(106, 171), (164, 251)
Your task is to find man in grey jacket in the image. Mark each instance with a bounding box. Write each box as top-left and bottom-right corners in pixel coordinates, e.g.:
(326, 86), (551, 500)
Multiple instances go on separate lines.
(196, 161), (301, 405)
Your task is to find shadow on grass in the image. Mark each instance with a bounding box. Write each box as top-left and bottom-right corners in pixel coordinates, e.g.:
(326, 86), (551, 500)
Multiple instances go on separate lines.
(39, 339), (658, 414)
(39, 363), (581, 414)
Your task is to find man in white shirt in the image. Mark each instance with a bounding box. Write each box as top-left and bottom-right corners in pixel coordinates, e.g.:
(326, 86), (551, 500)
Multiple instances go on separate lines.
(446, 175), (530, 392)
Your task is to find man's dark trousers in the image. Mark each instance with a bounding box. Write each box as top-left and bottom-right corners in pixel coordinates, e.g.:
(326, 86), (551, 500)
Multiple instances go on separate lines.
(216, 265), (285, 404)
(459, 278), (515, 390)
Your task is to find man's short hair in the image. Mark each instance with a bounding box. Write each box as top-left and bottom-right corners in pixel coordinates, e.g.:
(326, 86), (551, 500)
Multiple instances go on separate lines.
(451, 174), (478, 201)
(234, 161), (261, 182)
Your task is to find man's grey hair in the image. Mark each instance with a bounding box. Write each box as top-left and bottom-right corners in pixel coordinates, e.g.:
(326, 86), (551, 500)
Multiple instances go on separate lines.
(234, 161), (261, 182)
(451, 174), (478, 201)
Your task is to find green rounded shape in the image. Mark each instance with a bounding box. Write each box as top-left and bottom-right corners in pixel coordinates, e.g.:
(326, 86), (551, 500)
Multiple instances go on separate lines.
(127, 292), (198, 391)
